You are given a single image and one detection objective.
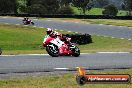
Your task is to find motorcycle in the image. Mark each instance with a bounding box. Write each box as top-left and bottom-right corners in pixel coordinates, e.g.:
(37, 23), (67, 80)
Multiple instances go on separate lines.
(43, 35), (80, 57)
(23, 20), (34, 25)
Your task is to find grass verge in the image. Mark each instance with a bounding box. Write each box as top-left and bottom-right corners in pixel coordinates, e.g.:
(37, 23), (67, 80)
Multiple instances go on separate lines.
(82, 19), (132, 27)
(0, 69), (132, 88)
(50, 18), (132, 27)
(71, 7), (127, 16)
(0, 24), (132, 55)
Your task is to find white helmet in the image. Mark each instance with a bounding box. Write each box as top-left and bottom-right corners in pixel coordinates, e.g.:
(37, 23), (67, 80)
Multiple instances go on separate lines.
(46, 28), (53, 35)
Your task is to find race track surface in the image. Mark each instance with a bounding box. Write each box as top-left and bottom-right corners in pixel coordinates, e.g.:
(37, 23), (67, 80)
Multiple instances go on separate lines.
(0, 17), (132, 39)
(0, 53), (132, 73)
(0, 17), (132, 74)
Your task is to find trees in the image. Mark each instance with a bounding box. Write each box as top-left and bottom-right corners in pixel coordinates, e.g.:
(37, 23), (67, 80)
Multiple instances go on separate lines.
(72, 0), (94, 15)
(122, 0), (132, 15)
(57, 0), (74, 14)
(58, 0), (72, 7)
(57, 6), (74, 14)
(28, 4), (47, 14)
(102, 4), (118, 16)
(96, 0), (109, 8)
(14, 0), (19, 14)
(27, 0), (59, 14)
(18, 0), (27, 13)
(0, 0), (18, 14)
(43, 0), (60, 14)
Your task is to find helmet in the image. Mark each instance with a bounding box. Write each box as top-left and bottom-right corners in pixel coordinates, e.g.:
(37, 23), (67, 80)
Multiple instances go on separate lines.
(55, 31), (61, 36)
(24, 17), (26, 20)
(46, 28), (53, 35)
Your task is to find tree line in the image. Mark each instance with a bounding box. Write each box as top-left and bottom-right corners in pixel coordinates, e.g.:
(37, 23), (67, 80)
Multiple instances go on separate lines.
(0, 0), (131, 16)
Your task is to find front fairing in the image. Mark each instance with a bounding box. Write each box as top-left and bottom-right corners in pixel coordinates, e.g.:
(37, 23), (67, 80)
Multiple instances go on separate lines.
(43, 35), (54, 47)
(50, 37), (64, 48)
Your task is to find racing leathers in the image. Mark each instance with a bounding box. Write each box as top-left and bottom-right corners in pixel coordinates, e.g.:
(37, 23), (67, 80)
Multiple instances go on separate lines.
(49, 31), (71, 45)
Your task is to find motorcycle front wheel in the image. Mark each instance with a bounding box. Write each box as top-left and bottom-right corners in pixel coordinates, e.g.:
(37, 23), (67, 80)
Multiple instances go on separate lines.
(72, 46), (80, 57)
(46, 43), (59, 57)
(31, 22), (34, 25)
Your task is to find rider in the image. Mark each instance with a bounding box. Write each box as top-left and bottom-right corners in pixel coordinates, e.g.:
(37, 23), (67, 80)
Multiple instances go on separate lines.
(23, 17), (30, 22)
(23, 17), (27, 21)
(26, 17), (30, 21)
(46, 28), (71, 44)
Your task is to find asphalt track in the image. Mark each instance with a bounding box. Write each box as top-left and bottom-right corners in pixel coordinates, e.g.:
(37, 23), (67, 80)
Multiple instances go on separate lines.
(0, 53), (132, 73)
(0, 17), (132, 73)
(0, 17), (132, 39)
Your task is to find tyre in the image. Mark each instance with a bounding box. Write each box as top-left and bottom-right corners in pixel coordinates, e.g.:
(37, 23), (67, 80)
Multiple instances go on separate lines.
(23, 21), (27, 25)
(0, 48), (2, 55)
(72, 46), (80, 57)
(31, 22), (34, 25)
(76, 75), (86, 85)
(46, 43), (59, 57)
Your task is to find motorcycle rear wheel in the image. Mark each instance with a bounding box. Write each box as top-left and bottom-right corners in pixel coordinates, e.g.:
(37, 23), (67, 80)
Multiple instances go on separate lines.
(46, 43), (59, 57)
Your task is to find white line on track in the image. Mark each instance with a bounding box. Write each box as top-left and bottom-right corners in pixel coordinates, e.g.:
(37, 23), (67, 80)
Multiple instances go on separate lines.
(23, 25), (28, 26)
(0, 52), (131, 57)
(5, 23), (9, 24)
(97, 52), (130, 54)
(120, 38), (124, 39)
(81, 53), (91, 55)
(128, 39), (132, 40)
(15, 24), (20, 25)
(33, 19), (38, 21)
(54, 68), (69, 70)
(18, 18), (23, 19)
(99, 24), (103, 25)
(46, 20), (52, 21)
(2, 17), (7, 18)
(75, 22), (79, 23)
(0, 54), (49, 57)
(103, 36), (108, 37)
(128, 27), (132, 29)
(39, 27), (44, 28)
(60, 30), (63, 31)
(33, 26), (37, 27)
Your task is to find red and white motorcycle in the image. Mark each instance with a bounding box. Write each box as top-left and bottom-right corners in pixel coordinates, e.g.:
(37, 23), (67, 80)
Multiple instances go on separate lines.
(43, 35), (80, 57)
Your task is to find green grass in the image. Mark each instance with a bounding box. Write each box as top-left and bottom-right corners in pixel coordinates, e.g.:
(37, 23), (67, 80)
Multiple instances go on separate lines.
(82, 19), (132, 27)
(71, 7), (103, 15)
(52, 18), (132, 27)
(88, 8), (103, 15)
(0, 69), (132, 88)
(71, 7), (127, 16)
(80, 35), (132, 53)
(0, 24), (132, 55)
(0, 24), (44, 50)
